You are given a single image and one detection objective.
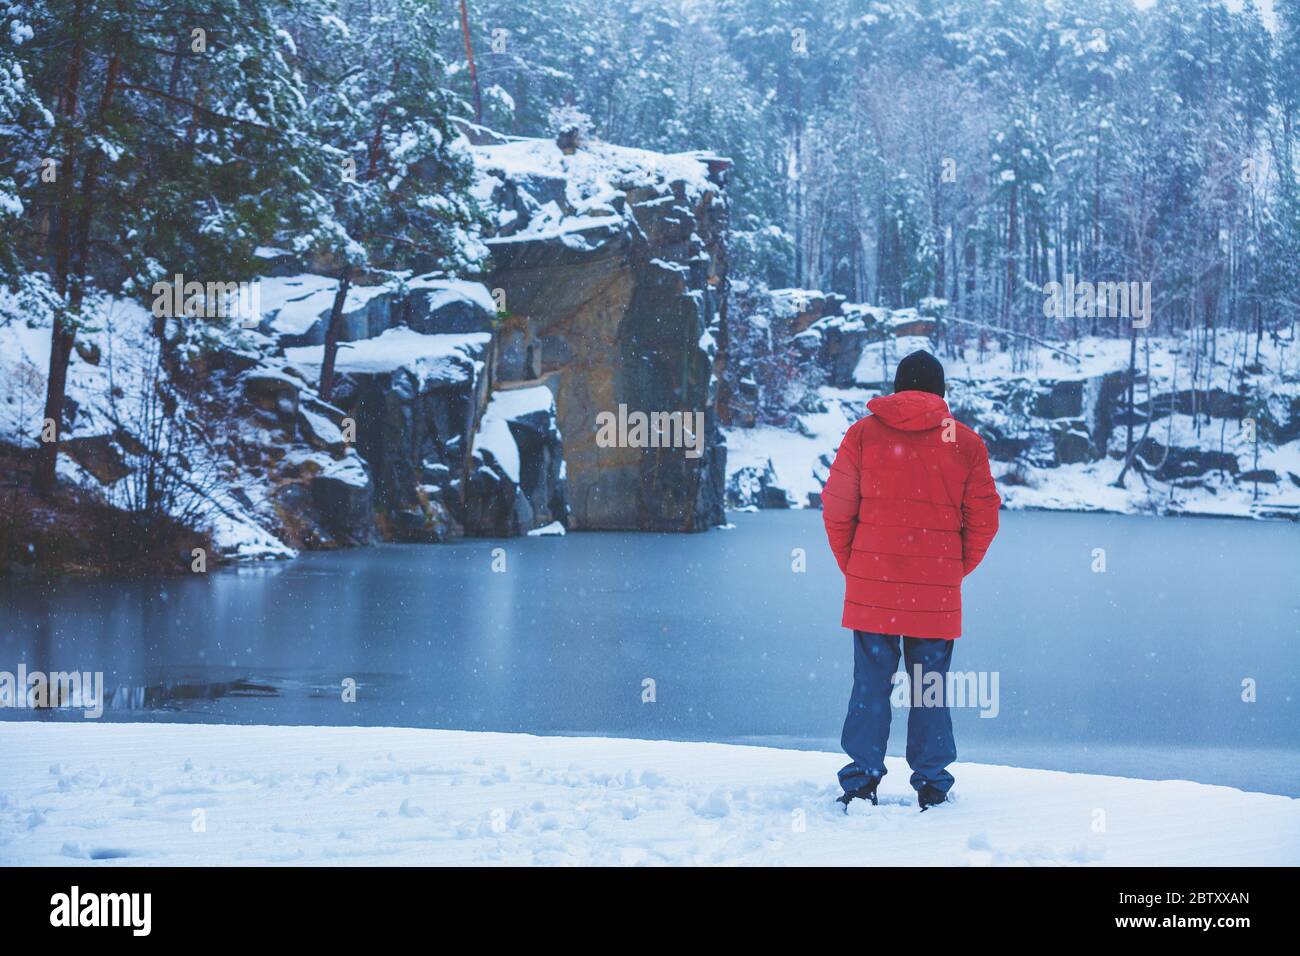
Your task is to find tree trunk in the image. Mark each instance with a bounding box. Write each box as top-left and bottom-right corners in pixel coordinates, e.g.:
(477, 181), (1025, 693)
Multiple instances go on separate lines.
(1114, 334), (1161, 489)
(34, 5), (88, 496)
(1090, 141), (1101, 336)
(318, 265), (354, 402)
(33, 325), (76, 496)
(1003, 182), (1018, 328)
(1123, 325), (1137, 459)
(458, 0), (482, 123)
(932, 171), (944, 298)
(791, 115), (803, 288)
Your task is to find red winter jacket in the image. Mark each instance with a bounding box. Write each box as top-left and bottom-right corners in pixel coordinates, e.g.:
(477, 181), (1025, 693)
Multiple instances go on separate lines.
(821, 390), (1001, 639)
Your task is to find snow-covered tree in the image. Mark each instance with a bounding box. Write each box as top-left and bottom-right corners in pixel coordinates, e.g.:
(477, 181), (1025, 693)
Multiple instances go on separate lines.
(15, 0), (329, 493)
(288, 0), (484, 400)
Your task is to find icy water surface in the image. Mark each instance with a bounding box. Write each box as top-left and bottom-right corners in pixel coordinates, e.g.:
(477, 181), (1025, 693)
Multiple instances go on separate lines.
(3, 510), (1298, 795)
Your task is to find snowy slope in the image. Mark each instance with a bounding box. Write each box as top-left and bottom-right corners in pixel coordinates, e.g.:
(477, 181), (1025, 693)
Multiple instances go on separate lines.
(2, 724), (1295, 866)
(0, 289), (299, 560)
(0, 273), (501, 559)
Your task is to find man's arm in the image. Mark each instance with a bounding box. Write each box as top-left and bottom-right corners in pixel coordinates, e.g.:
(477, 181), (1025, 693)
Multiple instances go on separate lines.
(961, 435), (1001, 576)
(822, 421), (863, 573)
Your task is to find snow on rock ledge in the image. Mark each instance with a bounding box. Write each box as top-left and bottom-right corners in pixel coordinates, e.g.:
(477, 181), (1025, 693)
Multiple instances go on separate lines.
(261, 273), (497, 347)
(285, 327), (491, 386)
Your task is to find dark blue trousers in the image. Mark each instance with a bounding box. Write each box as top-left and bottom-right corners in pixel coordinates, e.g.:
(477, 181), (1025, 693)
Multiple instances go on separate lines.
(839, 630), (957, 795)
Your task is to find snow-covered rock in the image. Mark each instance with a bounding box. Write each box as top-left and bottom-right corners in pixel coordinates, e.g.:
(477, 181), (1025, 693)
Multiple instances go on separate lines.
(725, 287), (1300, 523)
(465, 385), (567, 536)
(260, 273), (496, 347)
(284, 328), (492, 542)
(469, 129), (730, 532)
(726, 457), (794, 509)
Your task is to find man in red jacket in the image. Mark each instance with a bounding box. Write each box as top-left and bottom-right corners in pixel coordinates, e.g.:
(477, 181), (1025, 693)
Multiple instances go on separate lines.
(821, 350), (1000, 811)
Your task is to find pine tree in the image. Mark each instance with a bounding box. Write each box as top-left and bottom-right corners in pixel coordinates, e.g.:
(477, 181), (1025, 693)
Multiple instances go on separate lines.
(16, 0), (330, 494)
(0, 1), (43, 285)
(291, 0), (483, 400)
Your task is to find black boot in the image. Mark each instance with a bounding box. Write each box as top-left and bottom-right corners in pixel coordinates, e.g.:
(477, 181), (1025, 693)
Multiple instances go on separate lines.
(917, 783), (948, 812)
(836, 777), (880, 812)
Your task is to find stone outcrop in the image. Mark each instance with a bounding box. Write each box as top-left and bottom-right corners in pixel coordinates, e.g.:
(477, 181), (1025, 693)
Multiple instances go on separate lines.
(276, 338), (569, 546)
(771, 288), (847, 335)
(263, 274), (499, 349)
(462, 385), (567, 536)
(726, 458), (793, 509)
(1131, 438), (1240, 480)
(793, 310), (881, 388)
(259, 252), (576, 542)
(224, 368), (375, 549)
(309, 457), (374, 545)
(326, 334), (487, 541)
(791, 301), (944, 389)
(183, 131), (733, 549)
(471, 135), (730, 531)
(1026, 371), (1131, 465)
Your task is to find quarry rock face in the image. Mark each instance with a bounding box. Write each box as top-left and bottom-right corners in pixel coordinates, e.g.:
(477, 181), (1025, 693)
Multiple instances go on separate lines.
(288, 334), (567, 543)
(173, 130), (733, 550)
(309, 458), (374, 546)
(472, 136), (730, 531)
(336, 362), (477, 540)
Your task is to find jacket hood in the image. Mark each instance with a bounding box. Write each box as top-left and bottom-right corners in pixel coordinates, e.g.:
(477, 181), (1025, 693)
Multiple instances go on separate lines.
(867, 390), (952, 432)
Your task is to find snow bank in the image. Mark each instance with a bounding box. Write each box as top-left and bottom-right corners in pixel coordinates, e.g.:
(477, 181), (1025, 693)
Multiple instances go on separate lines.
(2, 724), (1294, 866)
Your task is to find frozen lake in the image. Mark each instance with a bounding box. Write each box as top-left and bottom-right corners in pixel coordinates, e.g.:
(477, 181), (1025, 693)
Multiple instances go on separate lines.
(3, 510), (1298, 795)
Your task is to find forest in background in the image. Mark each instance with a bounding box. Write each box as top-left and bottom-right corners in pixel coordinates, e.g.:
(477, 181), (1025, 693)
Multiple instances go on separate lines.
(443, 0), (1300, 360)
(2, 0), (1299, 561)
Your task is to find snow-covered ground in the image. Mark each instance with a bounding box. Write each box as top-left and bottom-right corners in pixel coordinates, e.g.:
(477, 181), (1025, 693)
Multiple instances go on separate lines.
(2, 724), (1295, 866)
(0, 287), (303, 560)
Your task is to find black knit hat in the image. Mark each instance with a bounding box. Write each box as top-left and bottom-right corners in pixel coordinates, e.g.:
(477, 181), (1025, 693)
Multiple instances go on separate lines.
(894, 350), (946, 398)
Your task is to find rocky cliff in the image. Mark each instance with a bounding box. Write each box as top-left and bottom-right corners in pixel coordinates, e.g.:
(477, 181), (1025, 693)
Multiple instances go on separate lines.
(0, 125), (733, 566)
(466, 124), (729, 531)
